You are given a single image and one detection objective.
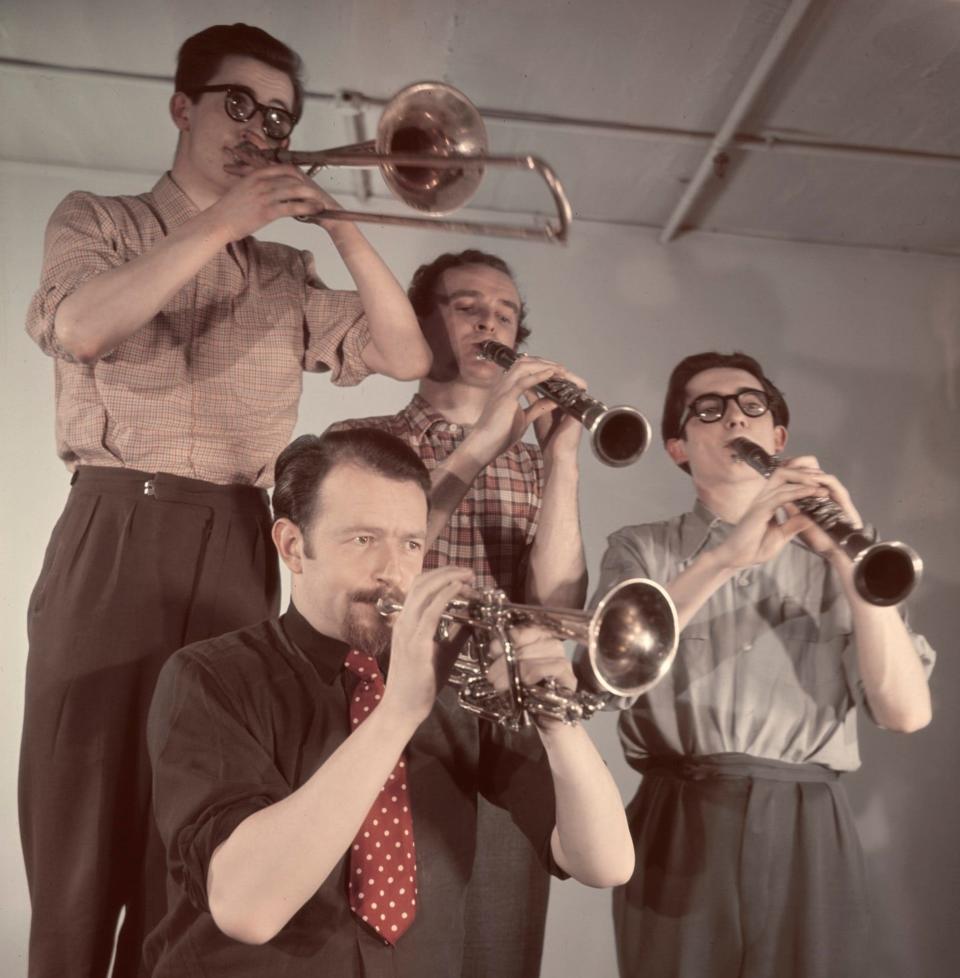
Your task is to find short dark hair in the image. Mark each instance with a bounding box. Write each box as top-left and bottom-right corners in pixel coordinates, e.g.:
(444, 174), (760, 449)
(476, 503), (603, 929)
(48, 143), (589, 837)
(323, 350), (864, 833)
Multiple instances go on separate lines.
(272, 429), (432, 537)
(661, 351), (790, 474)
(407, 250), (531, 346)
(175, 23), (305, 122)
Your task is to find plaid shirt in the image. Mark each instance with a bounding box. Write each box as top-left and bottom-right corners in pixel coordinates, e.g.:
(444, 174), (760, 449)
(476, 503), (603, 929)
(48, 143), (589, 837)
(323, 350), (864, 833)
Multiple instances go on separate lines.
(26, 174), (372, 487)
(331, 394), (544, 599)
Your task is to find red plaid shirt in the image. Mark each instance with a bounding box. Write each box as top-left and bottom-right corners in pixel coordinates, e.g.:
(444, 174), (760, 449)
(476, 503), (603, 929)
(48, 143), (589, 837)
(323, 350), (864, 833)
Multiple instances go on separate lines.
(331, 394), (544, 599)
(27, 174), (371, 487)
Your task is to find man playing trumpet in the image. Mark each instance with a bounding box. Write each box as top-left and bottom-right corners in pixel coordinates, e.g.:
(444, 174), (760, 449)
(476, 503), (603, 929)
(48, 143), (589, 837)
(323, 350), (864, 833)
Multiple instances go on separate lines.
(144, 428), (633, 976)
(329, 248), (589, 977)
(592, 351), (935, 978)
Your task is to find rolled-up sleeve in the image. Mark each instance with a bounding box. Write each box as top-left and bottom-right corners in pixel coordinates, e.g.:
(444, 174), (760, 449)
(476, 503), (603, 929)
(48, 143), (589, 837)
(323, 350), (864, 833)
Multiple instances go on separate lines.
(301, 252), (372, 386)
(26, 192), (126, 361)
(147, 652), (290, 913)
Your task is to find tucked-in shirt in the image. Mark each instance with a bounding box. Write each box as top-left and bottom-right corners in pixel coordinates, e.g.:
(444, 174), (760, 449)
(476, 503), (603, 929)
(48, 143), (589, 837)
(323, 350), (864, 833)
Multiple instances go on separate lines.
(145, 602), (561, 978)
(592, 501), (935, 772)
(26, 174), (372, 486)
(329, 394), (544, 599)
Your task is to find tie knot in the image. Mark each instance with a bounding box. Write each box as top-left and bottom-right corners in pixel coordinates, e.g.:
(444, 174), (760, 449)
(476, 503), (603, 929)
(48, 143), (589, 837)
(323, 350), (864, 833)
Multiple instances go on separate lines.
(345, 649), (384, 683)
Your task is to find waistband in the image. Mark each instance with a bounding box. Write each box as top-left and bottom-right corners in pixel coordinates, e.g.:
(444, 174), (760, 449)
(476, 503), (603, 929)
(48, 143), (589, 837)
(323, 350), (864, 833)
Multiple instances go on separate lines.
(70, 466), (270, 511)
(641, 753), (839, 783)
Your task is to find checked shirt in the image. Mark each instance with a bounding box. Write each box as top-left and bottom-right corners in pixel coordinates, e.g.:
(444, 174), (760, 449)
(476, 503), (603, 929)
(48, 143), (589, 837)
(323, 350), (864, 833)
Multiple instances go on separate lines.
(329, 394), (544, 600)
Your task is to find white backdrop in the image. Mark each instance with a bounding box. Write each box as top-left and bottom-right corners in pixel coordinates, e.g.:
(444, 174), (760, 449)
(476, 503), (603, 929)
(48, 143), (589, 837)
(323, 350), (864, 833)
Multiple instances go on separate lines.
(1, 158), (958, 976)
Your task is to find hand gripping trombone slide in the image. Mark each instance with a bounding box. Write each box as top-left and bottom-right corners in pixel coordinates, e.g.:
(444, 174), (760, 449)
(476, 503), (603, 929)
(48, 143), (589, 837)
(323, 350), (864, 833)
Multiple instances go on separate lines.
(729, 436), (922, 606)
(378, 578), (679, 732)
(477, 340), (652, 467)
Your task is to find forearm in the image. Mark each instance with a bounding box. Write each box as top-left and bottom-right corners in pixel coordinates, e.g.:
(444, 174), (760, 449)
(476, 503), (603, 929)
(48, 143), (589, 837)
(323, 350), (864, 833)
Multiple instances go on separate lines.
(541, 723), (634, 887)
(54, 209), (230, 363)
(207, 706), (417, 944)
(837, 564), (932, 731)
(330, 224), (430, 379)
(663, 546), (735, 631)
(526, 453), (587, 607)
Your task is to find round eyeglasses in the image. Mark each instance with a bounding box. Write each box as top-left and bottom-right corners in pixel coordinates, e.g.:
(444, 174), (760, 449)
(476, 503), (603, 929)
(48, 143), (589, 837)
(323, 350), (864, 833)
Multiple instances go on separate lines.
(193, 84), (296, 140)
(679, 389), (770, 430)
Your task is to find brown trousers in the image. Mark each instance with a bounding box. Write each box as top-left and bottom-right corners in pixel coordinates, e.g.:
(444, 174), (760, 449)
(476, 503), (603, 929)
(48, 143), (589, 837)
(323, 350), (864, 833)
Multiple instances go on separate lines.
(20, 467), (279, 978)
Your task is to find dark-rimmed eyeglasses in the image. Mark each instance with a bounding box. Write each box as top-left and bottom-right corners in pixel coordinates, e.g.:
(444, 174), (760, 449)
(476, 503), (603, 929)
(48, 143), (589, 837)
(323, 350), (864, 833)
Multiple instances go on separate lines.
(192, 84), (296, 140)
(679, 389), (770, 430)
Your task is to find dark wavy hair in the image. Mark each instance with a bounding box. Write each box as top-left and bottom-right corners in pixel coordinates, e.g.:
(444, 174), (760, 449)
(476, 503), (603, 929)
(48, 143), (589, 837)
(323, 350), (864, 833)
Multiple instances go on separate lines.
(175, 23), (305, 122)
(407, 249), (530, 346)
(662, 351), (790, 474)
(272, 430), (431, 545)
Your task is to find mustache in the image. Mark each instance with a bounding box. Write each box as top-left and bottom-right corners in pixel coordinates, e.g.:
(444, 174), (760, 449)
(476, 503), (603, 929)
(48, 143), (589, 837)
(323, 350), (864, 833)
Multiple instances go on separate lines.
(348, 586), (403, 607)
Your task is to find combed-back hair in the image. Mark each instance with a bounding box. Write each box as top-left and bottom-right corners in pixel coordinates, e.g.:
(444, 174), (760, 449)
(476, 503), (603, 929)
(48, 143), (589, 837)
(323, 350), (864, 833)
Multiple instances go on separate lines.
(175, 23), (305, 122)
(661, 351), (790, 474)
(407, 249), (530, 346)
(272, 429), (432, 533)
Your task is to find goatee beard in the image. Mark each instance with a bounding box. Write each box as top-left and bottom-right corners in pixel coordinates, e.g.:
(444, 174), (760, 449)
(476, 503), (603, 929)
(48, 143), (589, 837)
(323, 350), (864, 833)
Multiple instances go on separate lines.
(342, 586), (399, 658)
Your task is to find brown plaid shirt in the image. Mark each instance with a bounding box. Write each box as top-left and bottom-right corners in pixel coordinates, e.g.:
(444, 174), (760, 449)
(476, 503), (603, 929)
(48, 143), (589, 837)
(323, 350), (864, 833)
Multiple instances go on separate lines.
(330, 394), (544, 599)
(26, 174), (372, 487)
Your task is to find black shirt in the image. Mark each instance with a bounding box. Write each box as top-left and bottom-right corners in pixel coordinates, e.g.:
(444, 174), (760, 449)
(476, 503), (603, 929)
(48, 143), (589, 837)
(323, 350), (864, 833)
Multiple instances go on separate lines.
(145, 603), (562, 978)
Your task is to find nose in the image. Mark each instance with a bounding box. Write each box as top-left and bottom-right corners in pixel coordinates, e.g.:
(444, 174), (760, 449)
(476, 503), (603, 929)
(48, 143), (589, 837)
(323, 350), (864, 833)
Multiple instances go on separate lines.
(471, 304), (494, 333)
(723, 399), (749, 428)
(240, 116), (271, 149)
(374, 544), (406, 590)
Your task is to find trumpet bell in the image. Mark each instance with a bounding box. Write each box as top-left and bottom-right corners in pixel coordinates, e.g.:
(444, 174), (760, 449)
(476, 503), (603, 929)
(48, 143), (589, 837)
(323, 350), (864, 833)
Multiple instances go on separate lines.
(377, 81), (487, 214)
(589, 579), (678, 696)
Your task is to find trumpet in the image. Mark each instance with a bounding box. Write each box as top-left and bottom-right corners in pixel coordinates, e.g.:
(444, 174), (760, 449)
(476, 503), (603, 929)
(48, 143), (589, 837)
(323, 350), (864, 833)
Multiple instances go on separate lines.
(478, 340), (652, 467)
(378, 578), (678, 731)
(255, 80), (572, 243)
(730, 437), (923, 606)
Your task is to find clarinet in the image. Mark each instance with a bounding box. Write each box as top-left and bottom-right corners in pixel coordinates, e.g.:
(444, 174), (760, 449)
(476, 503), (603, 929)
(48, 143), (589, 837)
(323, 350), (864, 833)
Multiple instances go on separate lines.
(729, 437), (922, 606)
(477, 340), (651, 467)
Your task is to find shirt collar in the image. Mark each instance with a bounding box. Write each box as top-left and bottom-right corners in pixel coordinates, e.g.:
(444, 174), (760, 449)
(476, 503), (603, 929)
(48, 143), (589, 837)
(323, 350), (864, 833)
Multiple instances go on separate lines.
(149, 172), (201, 232)
(280, 601), (351, 684)
(402, 393), (466, 438)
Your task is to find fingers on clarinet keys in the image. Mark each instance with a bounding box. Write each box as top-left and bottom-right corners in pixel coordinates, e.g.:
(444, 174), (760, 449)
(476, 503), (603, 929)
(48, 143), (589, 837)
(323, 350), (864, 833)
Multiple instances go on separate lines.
(729, 437), (923, 606)
(477, 339), (651, 467)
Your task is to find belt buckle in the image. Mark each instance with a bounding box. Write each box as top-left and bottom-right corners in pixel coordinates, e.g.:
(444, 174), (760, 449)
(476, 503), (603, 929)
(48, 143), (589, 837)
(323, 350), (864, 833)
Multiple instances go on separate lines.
(143, 479), (156, 497)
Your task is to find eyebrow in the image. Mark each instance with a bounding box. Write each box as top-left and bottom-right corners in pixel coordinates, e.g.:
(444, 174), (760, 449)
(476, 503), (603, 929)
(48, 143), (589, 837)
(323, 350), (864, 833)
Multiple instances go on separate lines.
(691, 386), (764, 399)
(440, 289), (520, 314)
(338, 524), (427, 540)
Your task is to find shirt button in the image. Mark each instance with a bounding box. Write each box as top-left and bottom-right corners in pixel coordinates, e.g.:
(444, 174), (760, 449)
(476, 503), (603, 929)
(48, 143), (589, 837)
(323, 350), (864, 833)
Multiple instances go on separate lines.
(741, 643), (752, 653)
(448, 424), (460, 436)
(737, 573), (751, 586)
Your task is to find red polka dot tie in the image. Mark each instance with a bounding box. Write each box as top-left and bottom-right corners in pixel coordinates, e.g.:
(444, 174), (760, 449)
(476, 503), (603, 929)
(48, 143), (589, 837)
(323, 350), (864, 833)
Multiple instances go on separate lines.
(344, 649), (418, 945)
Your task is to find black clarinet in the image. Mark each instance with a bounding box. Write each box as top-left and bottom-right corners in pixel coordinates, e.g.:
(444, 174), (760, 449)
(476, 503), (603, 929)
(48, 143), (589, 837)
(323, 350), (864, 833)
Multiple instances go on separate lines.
(477, 340), (650, 467)
(730, 437), (922, 606)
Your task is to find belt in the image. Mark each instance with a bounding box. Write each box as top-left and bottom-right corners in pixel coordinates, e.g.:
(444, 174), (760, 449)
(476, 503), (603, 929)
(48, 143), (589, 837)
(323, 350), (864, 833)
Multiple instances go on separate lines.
(70, 465), (270, 511)
(642, 752), (839, 783)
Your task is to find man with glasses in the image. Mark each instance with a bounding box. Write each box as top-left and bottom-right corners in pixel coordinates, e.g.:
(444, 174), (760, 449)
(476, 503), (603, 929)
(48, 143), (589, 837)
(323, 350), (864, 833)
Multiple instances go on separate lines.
(21, 23), (430, 978)
(590, 351), (935, 978)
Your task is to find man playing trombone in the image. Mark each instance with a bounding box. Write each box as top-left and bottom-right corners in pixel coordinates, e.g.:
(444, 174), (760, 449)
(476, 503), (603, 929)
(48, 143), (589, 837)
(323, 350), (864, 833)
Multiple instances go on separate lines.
(21, 23), (430, 978)
(329, 248), (588, 978)
(591, 351), (935, 978)
(144, 427), (633, 977)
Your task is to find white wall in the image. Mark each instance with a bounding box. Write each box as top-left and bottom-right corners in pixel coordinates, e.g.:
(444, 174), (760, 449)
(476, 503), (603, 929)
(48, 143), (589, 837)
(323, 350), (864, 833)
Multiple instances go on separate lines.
(1, 159), (957, 977)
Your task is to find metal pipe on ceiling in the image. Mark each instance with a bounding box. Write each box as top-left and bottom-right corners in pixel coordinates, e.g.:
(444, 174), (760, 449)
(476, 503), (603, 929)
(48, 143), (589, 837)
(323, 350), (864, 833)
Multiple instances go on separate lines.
(658, 0), (817, 244)
(3, 53), (959, 175)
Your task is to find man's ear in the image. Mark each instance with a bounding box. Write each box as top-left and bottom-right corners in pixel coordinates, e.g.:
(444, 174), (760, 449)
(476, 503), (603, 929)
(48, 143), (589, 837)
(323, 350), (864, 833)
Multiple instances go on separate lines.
(170, 92), (192, 132)
(272, 518), (305, 574)
(665, 436), (688, 468)
(774, 425), (787, 454)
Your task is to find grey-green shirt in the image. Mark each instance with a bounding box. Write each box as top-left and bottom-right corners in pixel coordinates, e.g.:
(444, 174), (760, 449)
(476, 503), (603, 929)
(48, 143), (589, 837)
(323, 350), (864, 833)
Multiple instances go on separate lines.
(594, 501), (935, 772)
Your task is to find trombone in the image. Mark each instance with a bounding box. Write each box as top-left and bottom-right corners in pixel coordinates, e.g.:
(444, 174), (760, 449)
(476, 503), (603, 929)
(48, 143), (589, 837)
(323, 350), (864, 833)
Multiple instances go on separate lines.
(255, 81), (573, 243)
(378, 578), (679, 731)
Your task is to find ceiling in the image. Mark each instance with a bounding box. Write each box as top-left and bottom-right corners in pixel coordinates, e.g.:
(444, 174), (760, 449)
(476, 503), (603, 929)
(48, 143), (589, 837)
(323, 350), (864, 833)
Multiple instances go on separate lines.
(2, 0), (959, 256)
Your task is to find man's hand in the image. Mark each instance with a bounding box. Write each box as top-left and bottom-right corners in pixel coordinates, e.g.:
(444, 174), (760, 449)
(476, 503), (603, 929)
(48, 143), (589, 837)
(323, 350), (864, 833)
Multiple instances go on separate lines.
(530, 365), (587, 461)
(484, 625), (577, 729)
(461, 357), (581, 466)
(380, 566), (474, 726)
(713, 461), (827, 572)
(778, 455), (865, 564)
(207, 162), (336, 241)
